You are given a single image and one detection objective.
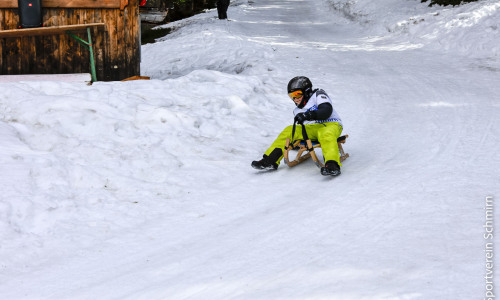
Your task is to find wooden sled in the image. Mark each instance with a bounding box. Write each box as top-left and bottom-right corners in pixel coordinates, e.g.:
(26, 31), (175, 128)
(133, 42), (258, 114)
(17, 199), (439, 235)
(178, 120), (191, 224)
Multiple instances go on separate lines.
(283, 135), (349, 168)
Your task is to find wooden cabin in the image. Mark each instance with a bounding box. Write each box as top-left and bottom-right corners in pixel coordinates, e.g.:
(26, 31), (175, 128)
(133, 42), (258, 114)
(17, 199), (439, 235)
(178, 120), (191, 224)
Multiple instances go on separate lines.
(0, 0), (141, 81)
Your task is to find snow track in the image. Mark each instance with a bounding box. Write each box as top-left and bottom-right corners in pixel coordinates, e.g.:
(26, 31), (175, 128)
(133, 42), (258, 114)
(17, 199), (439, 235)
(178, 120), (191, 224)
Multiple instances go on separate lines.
(0, 0), (498, 299)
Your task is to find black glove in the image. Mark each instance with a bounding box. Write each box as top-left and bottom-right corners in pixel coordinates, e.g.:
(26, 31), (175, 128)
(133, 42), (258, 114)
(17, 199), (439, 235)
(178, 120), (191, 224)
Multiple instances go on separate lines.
(294, 111), (314, 124)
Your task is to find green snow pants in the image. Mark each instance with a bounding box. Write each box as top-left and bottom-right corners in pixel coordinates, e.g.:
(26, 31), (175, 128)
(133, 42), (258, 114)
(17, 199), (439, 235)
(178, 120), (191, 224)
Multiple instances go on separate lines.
(264, 122), (343, 166)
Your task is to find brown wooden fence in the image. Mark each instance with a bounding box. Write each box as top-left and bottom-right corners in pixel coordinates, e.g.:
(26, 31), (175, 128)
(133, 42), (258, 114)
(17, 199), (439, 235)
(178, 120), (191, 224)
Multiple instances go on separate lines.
(0, 0), (141, 81)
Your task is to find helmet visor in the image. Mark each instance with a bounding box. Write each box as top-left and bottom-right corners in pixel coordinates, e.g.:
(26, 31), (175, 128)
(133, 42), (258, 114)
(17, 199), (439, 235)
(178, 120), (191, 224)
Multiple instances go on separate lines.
(288, 90), (303, 100)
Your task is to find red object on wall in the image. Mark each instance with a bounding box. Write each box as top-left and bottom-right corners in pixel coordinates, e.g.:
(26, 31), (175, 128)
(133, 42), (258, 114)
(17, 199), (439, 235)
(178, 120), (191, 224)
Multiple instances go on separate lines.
(140, 0), (147, 6)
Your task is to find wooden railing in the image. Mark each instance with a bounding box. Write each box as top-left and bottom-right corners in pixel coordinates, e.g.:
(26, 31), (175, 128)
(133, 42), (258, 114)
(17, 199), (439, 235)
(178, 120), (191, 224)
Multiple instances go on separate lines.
(0, 23), (105, 38)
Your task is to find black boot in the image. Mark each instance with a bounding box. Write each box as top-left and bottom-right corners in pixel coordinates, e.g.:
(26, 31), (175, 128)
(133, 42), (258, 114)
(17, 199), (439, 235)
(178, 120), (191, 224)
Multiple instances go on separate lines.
(251, 148), (282, 170)
(251, 155), (277, 170)
(321, 160), (341, 176)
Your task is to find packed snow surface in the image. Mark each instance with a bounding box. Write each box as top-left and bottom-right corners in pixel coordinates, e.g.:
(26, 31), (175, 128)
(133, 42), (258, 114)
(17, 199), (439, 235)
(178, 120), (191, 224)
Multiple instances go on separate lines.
(1, 0), (499, 299)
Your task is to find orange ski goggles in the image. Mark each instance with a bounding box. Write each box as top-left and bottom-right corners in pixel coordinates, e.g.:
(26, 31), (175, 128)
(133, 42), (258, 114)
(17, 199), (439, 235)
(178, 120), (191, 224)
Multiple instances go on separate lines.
(288, 90), (303, 99)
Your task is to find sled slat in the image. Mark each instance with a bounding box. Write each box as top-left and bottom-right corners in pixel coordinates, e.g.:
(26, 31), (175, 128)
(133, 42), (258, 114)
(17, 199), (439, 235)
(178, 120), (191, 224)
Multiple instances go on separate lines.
(284, 134), (349, 168)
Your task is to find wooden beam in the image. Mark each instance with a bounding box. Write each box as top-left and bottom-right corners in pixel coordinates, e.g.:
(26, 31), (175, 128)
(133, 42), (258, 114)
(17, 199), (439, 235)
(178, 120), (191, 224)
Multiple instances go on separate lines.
(43, 0), (122, 9)
(121, 75), (150, 81)
(0, 0), (126, 9)
(1, 0), (19, 7)
(0, 23), (105, 38)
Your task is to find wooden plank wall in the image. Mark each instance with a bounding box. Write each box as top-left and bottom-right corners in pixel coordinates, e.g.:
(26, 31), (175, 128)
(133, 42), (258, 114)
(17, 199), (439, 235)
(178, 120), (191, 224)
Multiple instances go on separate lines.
(0, 0), (140, 81)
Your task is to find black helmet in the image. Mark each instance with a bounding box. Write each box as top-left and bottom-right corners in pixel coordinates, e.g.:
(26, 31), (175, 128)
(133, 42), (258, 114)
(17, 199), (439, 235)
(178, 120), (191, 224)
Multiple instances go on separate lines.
(287, 76), (313, 108)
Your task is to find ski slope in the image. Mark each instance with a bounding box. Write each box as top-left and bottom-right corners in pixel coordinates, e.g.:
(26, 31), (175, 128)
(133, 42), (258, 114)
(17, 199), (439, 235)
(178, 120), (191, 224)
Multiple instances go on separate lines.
(0, 0), (499, 299)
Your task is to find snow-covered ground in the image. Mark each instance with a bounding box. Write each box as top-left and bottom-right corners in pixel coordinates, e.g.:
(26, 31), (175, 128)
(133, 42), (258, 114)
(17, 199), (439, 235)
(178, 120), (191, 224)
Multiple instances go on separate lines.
(1, 0), (499, 299)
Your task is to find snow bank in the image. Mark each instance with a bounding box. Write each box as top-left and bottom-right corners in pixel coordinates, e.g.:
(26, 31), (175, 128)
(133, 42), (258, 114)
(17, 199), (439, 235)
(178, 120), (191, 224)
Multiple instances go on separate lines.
(0, 70), (278, 268)
(324, 0), (500, 59)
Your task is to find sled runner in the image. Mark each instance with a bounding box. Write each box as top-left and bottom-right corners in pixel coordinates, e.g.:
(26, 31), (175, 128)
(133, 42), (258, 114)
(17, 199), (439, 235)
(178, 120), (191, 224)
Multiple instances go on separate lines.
(283, 124), (349, 168)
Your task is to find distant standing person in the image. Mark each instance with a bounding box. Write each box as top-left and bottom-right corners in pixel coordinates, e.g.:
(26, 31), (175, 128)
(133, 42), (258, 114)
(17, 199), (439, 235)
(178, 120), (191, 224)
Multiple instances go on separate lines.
(217, 0), (230, 19)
